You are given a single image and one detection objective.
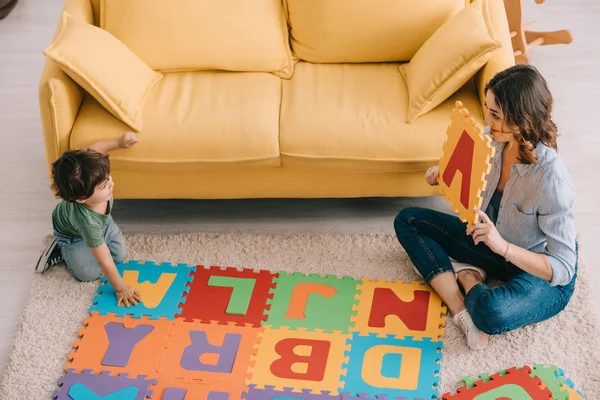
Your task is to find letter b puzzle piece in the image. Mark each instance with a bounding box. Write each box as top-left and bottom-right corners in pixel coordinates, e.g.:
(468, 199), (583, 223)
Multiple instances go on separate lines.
(351, 279), (446, 340)
(177, 266), (277, 327)
(247, 327), (350, 395)
(265, 272), (360, 333)
(341, 333), (442, 399)
(53, 369), (156, 400)
(90, 260), (195, 319)
(438, 101), (495, 226)
(66, 313), (172, 377)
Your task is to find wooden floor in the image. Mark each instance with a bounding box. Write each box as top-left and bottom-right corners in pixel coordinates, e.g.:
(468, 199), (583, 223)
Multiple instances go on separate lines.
(0, 0), (598, 376)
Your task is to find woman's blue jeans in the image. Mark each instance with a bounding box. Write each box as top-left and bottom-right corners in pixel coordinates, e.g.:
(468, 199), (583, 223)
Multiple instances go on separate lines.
(393, 207), (577, 335)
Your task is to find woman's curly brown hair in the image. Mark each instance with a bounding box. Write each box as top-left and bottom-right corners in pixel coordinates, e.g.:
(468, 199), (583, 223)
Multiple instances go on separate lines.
(485, 64), (558, 164)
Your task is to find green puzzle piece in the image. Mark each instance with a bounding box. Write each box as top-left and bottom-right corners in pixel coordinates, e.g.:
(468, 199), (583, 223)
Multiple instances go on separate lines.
(208, 276), (256, 315)
(265, 272), (360, 333)
(532, 365), (569, 400)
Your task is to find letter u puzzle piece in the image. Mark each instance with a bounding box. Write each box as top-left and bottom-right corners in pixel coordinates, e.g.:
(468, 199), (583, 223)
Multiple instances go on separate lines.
(57, 261), (448, 399)
(438, 101), (495, 226)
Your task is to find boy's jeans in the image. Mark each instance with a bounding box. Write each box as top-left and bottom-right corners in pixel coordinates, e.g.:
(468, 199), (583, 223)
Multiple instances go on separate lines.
(394, 207), (577, 335)
(54, 218), (126, 282)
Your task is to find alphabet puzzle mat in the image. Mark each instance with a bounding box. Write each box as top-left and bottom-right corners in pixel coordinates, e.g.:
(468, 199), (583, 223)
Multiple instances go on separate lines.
(53, 260), (449, 399)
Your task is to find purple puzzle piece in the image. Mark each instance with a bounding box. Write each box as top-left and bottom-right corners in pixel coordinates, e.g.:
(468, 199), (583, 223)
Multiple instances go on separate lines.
(340, 394), (418, 400)
(53, 369), (156, 400)
(164, 387), (230, 400)
(102, 323), (155, 367)
(244, 385), (340, 399)
(180, 330), (241, 372)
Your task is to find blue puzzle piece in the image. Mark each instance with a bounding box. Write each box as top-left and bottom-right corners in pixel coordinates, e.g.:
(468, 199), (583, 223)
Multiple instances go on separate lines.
(90, 260), (195, 320)
(341, 334), (441, 399)
(53, 369), (156, 400)
(68, 383), (138, 399)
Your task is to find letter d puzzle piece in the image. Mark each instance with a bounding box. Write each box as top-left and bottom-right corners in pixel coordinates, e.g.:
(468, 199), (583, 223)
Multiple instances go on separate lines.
(53, 369), (156, 400)
(438, 101), (495, 225)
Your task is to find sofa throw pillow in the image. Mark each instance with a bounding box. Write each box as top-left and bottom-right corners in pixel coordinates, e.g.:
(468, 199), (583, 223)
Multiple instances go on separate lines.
(43, 12), (162, 131)
(399, 0), (500, 123)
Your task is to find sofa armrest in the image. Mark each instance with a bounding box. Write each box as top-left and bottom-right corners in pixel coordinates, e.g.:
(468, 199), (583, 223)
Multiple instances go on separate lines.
(39, 0), (94, 177)
(475, 0), (516, 113)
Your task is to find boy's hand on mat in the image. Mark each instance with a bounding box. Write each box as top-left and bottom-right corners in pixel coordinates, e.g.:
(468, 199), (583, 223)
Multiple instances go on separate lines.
(467, 208), (508, 255)
(119, 132), (140, 149)
(115, 285), (142, 307)
(426, 166), (440, 186)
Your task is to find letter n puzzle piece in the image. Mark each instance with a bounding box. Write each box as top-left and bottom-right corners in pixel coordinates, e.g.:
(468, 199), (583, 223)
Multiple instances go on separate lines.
(177, 266), (277, 327)
(438, 101), (495, 225)
(53, 369), (156, 400)
(90, 260), (195, 319)
(351, 279), (446, 340)
(66, 312), (172, 377)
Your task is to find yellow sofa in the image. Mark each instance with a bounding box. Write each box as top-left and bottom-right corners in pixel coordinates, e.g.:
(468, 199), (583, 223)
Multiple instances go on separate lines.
(39, 0), (514, 199)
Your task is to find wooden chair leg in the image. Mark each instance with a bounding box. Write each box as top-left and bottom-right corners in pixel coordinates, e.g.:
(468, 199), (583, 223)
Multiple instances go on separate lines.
(524, 30), (574, 46)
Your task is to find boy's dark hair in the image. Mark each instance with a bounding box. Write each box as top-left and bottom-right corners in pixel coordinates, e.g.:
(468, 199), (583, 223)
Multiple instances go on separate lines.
(51, 150), (111, 202)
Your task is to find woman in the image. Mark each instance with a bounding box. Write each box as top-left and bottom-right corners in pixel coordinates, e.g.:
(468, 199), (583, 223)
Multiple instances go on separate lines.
(394, 64), (577, 350)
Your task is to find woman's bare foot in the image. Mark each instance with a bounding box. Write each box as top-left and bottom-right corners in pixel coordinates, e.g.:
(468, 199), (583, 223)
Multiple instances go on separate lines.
(457, 269), (484, 294)
(454, 309), (489, 350)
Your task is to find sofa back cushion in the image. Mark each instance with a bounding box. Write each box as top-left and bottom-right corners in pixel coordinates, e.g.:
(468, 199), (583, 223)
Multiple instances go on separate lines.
(100, 0), (294, 78)
(285, 0), (467, 63)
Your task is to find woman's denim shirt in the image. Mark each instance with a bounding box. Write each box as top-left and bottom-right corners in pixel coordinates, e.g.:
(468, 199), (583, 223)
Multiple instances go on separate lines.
(480, 126), (577, 286)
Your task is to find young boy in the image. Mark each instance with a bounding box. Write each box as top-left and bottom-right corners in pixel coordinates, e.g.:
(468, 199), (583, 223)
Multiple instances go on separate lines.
(35, 132), (142, 307)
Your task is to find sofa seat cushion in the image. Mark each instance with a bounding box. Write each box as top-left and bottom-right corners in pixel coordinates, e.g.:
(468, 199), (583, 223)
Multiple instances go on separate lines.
(70, 71), (282, 172)
(279, 62), (483, 172)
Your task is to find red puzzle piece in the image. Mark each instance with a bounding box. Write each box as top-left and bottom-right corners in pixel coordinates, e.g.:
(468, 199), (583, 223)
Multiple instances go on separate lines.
(177, 266), (277, 327)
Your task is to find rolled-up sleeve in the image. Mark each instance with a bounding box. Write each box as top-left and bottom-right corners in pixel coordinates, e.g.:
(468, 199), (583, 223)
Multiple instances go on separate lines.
(537, 178), (577, 286)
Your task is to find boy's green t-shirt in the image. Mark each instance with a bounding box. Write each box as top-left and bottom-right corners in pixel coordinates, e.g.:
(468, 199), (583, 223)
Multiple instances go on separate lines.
(52, 198), (114, 248)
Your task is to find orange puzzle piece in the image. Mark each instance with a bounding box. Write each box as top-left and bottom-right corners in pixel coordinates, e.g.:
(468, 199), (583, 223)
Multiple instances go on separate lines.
(438, 101), (495, 225)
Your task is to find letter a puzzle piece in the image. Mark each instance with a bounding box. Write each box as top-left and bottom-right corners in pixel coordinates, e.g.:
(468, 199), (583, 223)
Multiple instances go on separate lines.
(351, 279), (446, 340)
(177, 266), (277, 327)
(53, 369), (156, 400)
(90, 260), (195, 320)
(438, 101), (495, 225)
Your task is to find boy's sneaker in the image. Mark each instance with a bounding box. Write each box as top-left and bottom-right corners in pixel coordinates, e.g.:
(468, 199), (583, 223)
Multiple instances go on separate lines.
(35, 239), (63, 273)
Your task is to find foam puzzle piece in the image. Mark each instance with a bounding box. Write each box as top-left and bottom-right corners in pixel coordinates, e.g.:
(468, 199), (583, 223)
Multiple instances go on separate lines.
(153, 376), (247, 399)
(265, 272), (360, 333)
(244, 385), (341, 399)
(178, 266), (277, 327)
(160, 318), (260, 384)
(90, 260), (195, 319)
(531, 364), (569, 400)
(52, 369), (156, 400)
(351, 279), (446, 341)
(66, 312), (172, 377)
(438, 101), (495, 226)
(247, 326), (350, 395)
(341, 333), (441, 400)
(442, 366), (552, 399)
(208, 275), (256, 315)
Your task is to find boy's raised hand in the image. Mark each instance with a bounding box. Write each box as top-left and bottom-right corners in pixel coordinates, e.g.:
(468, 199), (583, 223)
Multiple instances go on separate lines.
(115, 285), (142, 307)
(119, 132), (140, 149)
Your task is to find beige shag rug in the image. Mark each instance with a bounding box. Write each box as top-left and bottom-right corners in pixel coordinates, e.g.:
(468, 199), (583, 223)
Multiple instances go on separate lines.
(0, 233), (599, 399)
